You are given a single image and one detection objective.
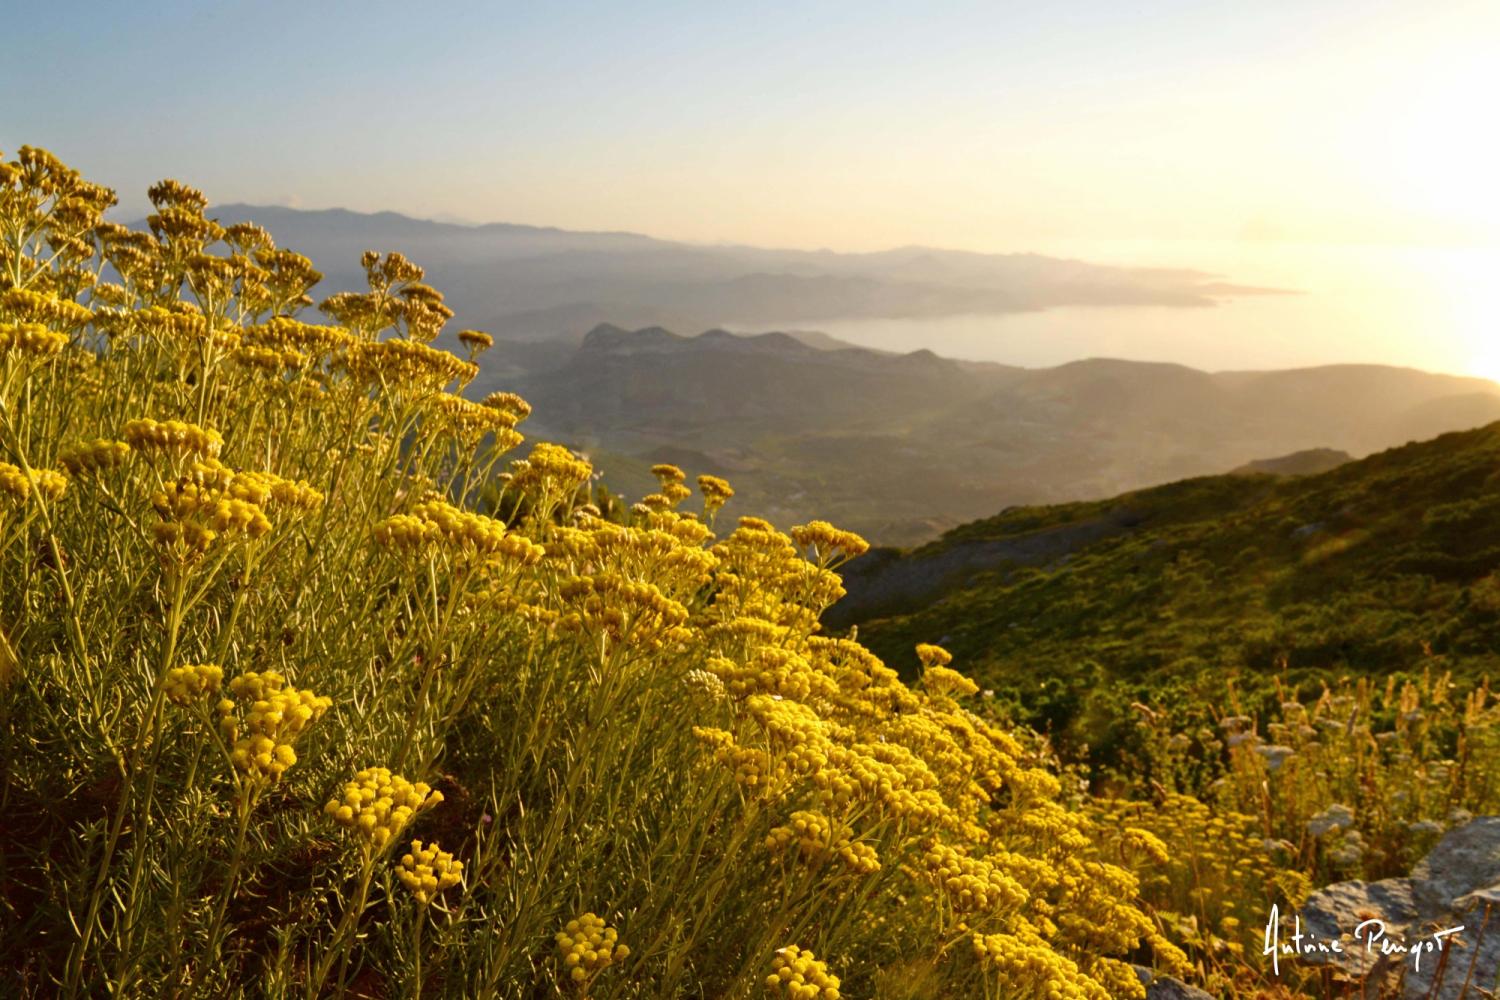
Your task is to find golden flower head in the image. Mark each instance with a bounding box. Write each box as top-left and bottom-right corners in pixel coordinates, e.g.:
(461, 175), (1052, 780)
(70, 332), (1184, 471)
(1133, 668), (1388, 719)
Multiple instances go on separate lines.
(323, 767), (442, 850)
(915, 643), (953, 669)
(555, 912), (628, 984)
(457, 329), (494, 355)
(481, 391), (533, 423)
(697, 474), (734, 515)
(58, 438), (131, 476)
(397, 839), (463, 906)
(766, 945), (840, 1000)
(218, 671), (331, 786)
(790, 520), (869, 563)
(164, 663), (224, 706)
(1, 289), (94, 329)
(0, 321), (69, 360)
(123, 417), (223, 461)
(0, 462), (68, 505)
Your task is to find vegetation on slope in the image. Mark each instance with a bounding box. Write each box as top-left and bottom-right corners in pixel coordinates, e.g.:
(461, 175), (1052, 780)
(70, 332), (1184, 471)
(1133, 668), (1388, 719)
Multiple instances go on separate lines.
(5, 145), (1498, 1000)
(848, 422), (1500, 759)
(0, 147), (1190, 999)
(840, 422), (1500, 997)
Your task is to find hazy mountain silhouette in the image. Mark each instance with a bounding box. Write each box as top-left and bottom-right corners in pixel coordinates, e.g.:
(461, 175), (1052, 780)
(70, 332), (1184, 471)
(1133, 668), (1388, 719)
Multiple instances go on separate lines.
(504, 326), (1500, 545)
(158, 205), (1499, 545)
(1230, 448), (1351, 476)
(202, 204), (1282, 342)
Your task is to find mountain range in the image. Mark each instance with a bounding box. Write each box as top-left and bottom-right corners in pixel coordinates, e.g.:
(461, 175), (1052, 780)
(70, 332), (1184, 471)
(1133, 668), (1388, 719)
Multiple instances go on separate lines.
(505, 324), (1500, 544)
(201, 204), (1277, 345)
(165, 205), (1500, 544)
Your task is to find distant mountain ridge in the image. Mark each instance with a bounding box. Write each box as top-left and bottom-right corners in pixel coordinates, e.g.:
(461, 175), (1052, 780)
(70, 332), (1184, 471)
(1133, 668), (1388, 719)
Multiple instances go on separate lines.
(1231, 448), (1352, 476)
(169, 203), (1282, 342)
(504, 324), (1500, 545)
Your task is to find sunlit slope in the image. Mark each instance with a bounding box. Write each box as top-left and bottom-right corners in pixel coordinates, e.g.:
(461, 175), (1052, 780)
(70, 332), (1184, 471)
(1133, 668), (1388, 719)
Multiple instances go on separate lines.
(842, 422), (1500, 751)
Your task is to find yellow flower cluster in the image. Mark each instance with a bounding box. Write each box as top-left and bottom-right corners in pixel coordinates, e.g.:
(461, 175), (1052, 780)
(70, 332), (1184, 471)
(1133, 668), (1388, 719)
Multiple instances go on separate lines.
(765, 809), (880, 874)
(0, 461), (68, 504)
(914, 643), (952, 668)
(766, 945), (840, 1000)
(924, 841), (1029, 915)
(457, 329), (493, 354)
(324, 767), (443, 849)
(646, 463), (694, 507)
(164, 663), (223, 706)
(222, 467), (325, 511)
(374, 499), (544, 563)
(557, 574), (691, 647)
(397, 840), (463, 906)
(217, 671), (331, 785)
(0, 321), (68, 360)
(789, 520), (870, 565)
(697, 474), (734, 515)
(58, 438), (131, 475)
(232, 343), (305, 374)
(341, 337), (477, 392)
(2, 288), (94, 328)
(921, 664), (979, 698)
(555, 912), (628, 984)
(241, 316), (354, 358)
(428, 393), (524, 448)
(708, 648), (838, 702)
(969, 930), (1117, 1000)
(694, 726), (790, 795)
(481, 390), (532, 422)
(151, 481), (273, 558)
(123, 417), (223, 460)
(507, 442), (593, 498)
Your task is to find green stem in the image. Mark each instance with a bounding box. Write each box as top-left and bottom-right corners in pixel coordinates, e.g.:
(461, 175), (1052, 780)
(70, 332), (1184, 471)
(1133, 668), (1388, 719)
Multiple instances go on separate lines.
(308, 853), (376, 1000)
(202, 790), (256, 967)
(410, 909), (425, 999)
(64, 570), (188, 998)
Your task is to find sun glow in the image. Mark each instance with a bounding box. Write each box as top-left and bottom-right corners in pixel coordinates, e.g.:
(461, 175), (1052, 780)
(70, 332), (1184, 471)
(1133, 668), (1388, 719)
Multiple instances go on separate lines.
(1358, 30), (1500, 247)
(1443, 247), (1500, 382)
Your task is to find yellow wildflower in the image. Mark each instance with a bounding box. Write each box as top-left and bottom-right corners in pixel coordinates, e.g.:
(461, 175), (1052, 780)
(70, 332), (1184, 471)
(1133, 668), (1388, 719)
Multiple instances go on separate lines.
(397, 840), (463, 906)
(766, 945), (840, 1000)
(555, 911), (628, 984)
(324, 767), (443, 850)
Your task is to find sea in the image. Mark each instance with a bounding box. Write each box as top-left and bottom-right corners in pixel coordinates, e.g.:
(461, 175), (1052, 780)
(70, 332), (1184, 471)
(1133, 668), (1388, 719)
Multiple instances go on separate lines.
(771, 240), (1500, 382)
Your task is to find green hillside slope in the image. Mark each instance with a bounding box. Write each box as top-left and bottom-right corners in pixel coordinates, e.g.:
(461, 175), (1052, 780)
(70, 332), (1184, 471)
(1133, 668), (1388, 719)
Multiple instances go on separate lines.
(841, 422), (1500, 757)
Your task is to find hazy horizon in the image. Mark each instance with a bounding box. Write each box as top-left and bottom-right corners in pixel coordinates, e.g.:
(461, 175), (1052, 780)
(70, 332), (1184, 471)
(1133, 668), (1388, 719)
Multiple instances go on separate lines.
(6, 1), (1497, 249)
(89, 194), (1500, 384)
(5, 0), (1497, 380)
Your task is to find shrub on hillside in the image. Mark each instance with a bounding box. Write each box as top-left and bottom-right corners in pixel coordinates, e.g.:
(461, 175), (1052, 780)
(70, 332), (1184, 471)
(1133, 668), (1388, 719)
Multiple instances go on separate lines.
(0, 147), (1177, 998)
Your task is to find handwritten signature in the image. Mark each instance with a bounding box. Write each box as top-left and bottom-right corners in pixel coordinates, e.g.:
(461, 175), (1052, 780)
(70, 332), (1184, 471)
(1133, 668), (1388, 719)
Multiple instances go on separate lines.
(1262, 903), (1464, 974)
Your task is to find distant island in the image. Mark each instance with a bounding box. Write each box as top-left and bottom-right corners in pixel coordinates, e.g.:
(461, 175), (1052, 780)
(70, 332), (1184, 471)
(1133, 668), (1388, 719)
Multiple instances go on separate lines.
(189, 203), (1288, 341)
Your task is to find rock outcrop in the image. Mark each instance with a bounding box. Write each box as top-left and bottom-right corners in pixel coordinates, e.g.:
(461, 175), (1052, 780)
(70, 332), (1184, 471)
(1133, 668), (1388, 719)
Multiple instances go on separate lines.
(1133, 965), (1216, 999)
(1292, 817), (1500, 998)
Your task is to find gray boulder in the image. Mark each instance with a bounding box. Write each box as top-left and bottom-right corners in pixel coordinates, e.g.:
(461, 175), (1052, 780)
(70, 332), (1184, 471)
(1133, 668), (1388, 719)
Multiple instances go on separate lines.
(1131, 965), (1215, 1000)
(1148, 976), (1215, 1000)
(1290, 817), (1500, 998)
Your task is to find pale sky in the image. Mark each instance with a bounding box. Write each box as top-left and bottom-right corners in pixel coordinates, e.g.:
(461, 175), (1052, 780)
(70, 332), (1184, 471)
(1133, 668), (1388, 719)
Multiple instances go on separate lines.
(3, 0), (1497, 253)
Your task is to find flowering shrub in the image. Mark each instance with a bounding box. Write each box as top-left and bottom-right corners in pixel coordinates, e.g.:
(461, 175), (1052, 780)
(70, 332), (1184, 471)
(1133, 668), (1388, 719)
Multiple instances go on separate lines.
(1095, 669), (1500, 996)
(0, 147), (1177, 997)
